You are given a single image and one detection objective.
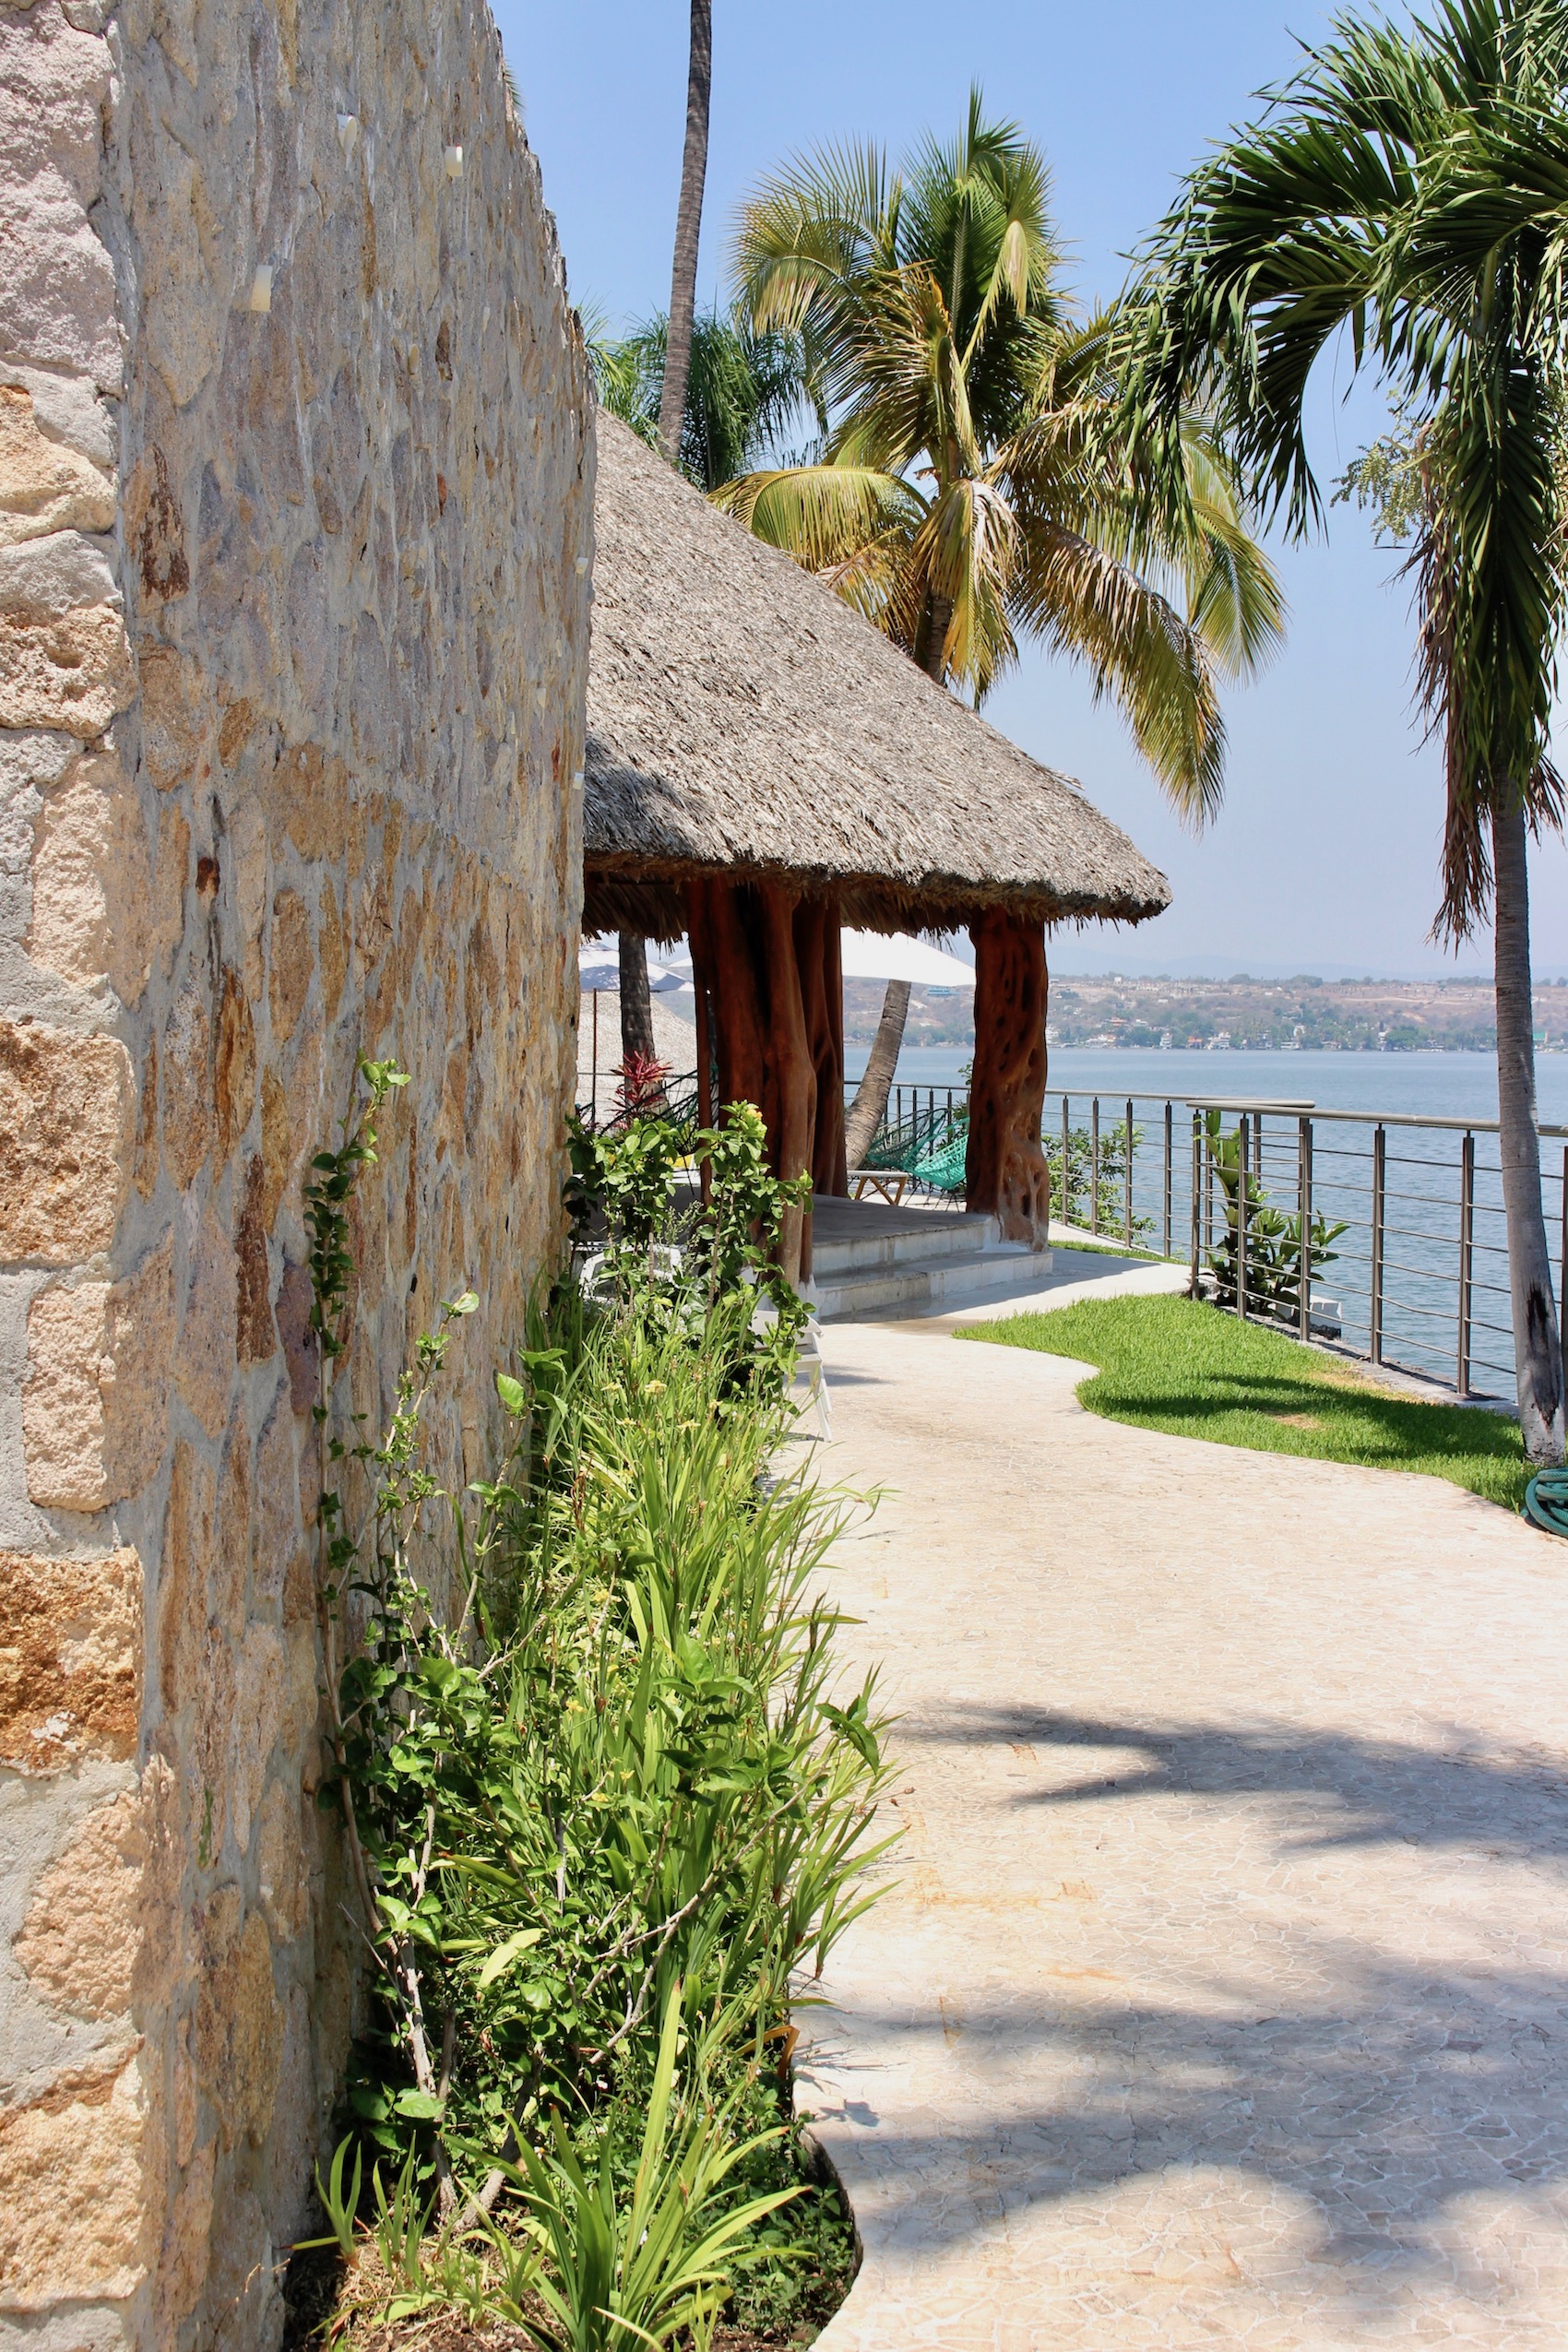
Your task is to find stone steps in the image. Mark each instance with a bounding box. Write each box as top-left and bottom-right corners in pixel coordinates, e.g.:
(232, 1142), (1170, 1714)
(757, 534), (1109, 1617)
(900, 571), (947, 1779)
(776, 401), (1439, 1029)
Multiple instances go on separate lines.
(807, 1209), (1052, 1323)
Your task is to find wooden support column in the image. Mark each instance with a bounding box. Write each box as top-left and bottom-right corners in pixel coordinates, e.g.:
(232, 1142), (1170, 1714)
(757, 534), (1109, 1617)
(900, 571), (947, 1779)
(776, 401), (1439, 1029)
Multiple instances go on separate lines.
(794, 896), (848, 1198)
(965, 907), (1051, 1249)
(683, 874), (820, 1287)
(759, 883), (815, 1284)
(686, 876), (766, 1112)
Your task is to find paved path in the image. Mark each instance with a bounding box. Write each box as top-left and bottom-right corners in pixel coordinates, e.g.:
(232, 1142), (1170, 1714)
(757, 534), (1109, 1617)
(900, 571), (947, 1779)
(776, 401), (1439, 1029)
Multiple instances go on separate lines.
(799, 1315), (1568, 2350)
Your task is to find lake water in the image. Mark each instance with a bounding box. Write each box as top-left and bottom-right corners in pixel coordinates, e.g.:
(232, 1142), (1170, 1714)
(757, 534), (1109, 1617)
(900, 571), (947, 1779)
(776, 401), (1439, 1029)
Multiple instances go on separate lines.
(842, 1045), (1568, 1130)
(840, 1046), (1568, 1399)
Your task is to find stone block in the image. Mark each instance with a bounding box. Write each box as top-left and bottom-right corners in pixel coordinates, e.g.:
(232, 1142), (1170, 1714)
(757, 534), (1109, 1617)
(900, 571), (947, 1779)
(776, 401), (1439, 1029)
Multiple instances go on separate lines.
(193, 1905), (281, 2152)
(253, 1394), (303, 1613)
(136, 643), (207, 791)
(125, 445), (189, 606)
(263, 1984), (317, 2242)
(0, 359), (116, 469)
(213, 965), (255, 1160)
(158, 1437), (214, 1721)
(156, 2134), (215, 2338)
(234, 1154), (276, 1362)
(0, 1545), (138, 1768)
(25, 747), (156, 999)
(160, 983), (211, 1189)
(15, 1787), (148, 2016)
(0, 1), (120, 388)
(0, 381), (115, 545)
(0, 1017), (132, 1261)
(228, 1624), (284, 1854)
(255, 1778), (308, 1945)
(175, 1211), (237, 1442)
(267, 888), (311, 1045)
(267, 742), (347, 861)
(23, 1233), (175, 1510)
(0, 2057), (148, 2309)
(0, 531), (134, 737)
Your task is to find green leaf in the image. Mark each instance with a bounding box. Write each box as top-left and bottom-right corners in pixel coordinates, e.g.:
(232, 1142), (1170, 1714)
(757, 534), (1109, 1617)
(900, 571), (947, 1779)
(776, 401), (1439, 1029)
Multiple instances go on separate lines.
(495, 1372), (529, 1417)
(475, 1926), (544, 1988)
(392, 2090), (445, 2120)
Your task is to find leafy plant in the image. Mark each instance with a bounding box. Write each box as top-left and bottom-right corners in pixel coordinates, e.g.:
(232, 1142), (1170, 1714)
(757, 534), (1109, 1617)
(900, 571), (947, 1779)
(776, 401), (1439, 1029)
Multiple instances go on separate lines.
(487, 1986), (802, 2352)
(296, 1064), (888, 2340)
(1198, 1111), (1346, 1321)
(568, 1100), (814, 1396)
(1045, 1116), (1152, 1241)
(612, 1051), (672, 1124)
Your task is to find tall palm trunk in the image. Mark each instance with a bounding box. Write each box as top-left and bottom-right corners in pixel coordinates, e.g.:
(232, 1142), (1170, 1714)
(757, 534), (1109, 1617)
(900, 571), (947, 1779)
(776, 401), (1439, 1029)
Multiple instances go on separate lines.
(1493, 792), (1565, 1465)
(845, 982), (910, 1170)
(628, 2), (712, 1070)
(845, 595), (956, 1159)
(657, 0), (712, 463)
(617, 929), (657, 1067)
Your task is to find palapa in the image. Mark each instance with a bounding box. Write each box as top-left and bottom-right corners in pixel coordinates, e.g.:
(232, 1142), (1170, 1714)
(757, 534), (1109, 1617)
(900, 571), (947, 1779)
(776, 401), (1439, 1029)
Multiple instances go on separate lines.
(583, 415), (1170, 940)
(580, 413), (1173, 1270)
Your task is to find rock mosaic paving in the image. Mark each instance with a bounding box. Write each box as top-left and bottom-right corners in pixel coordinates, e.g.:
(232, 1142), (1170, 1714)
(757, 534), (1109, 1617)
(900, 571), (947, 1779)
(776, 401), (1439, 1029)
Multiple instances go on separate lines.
(801, 1315), (1568, 2348)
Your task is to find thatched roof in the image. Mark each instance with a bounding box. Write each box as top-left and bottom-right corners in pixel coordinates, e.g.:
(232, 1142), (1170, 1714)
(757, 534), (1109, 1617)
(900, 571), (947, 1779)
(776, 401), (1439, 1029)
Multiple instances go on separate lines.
(583, 414), (1171, 940)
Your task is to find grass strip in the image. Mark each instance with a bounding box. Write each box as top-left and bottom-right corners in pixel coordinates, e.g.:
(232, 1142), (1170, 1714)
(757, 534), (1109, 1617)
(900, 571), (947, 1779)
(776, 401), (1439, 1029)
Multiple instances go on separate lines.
(1051, 1235), (1177, 1263)
(959, 1290), (1528, 1511)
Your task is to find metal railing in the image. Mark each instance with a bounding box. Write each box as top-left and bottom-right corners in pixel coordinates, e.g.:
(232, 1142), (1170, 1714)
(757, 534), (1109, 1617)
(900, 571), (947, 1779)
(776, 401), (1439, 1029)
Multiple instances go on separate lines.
(1070, 1089), (1568, 1400)
(850, 1080), (1568, 1400)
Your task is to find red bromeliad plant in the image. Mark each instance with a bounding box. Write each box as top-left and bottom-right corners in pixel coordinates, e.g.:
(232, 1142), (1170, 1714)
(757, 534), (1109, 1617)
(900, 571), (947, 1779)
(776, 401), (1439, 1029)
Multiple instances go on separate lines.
(612, 1052), (672, 1125)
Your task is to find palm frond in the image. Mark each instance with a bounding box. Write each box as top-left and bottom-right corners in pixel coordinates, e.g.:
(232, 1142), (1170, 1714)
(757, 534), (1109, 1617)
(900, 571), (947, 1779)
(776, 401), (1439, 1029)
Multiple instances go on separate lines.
(1009, 520), (1227, 819)
(909, 474), (1019, 697)
(712, 462), (925, 574)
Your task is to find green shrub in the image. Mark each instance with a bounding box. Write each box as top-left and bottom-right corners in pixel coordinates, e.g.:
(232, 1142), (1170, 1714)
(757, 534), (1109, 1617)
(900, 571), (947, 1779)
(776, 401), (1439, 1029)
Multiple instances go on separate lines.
(301, 1066), (887, 2345)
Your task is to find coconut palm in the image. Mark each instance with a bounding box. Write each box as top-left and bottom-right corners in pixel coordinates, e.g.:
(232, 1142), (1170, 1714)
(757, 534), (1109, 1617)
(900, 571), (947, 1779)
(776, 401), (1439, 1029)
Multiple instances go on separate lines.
(616, 0), (714, 1075)
(719, 91), (1284, 1133)
(591, 309), (812, 493)
(1119, 0), (1568, 1464)
(659, 0), (713, 463)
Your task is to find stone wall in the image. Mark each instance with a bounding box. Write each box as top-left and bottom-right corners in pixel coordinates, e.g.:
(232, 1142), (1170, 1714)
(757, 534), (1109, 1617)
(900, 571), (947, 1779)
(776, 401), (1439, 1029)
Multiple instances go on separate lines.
(0, 0), (592, 2346)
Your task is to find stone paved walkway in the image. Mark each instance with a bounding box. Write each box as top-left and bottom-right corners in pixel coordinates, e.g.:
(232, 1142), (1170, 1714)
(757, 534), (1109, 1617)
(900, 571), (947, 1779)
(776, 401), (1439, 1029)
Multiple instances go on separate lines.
(799, 1315), (1568, 2349)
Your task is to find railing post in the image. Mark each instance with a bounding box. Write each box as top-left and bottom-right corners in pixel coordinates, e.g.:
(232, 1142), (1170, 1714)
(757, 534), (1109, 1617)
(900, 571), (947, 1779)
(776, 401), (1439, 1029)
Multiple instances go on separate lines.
(1189, 1113), (1202, 1297)
(1370, 1122), (1386, 1364)
(1091, 1097), (1100, 1235)
(1458, 1129), (1475, 1397)
(1298, 1115), (1313, 1342)
(1561, 1144), (1567, 1355)
(1124, 1096), (1134, 1245)
(1203, 1115), (1214, 1265)
(1062, 1093), (1071, 1226)
(1238, 1112), (1251, 1321)
(1163, 1100), (1173, 1260)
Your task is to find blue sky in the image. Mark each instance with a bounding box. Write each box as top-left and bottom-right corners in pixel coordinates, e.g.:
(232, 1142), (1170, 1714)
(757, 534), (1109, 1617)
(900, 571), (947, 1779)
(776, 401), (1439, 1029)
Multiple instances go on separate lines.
(497, 0), (1568, 980)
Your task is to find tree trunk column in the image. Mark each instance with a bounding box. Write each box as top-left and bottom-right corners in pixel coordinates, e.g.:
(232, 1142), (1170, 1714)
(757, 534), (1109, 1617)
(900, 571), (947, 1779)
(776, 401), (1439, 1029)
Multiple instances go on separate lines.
(845, 981), (909, 1171)
(966, 908), (1051, 1249)
(796, 897), (848, 1197)
(1493, 794), (1565, 1464)
(683, 876), (819, 1288)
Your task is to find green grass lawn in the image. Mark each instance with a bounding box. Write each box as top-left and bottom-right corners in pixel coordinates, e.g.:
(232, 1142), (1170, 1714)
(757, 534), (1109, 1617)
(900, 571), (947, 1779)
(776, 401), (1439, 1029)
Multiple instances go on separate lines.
(1051, 1234), (1176, 1263)
(959, 1290), (1529, 1512)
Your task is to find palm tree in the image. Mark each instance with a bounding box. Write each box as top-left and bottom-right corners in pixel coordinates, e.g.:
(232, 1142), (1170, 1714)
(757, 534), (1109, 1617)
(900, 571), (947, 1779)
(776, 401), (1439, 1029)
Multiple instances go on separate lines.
(658, 0), (713, 462)
(1120, 0), (1568, 1464)
(617, 0), (714, 1073)
(719, 90), (1283, 1137)
(591, 309), (811, 493)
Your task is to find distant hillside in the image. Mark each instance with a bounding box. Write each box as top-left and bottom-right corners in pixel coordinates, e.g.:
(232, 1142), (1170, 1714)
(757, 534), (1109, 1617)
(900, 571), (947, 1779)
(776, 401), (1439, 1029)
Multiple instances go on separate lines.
(842, 973), (1568, 1052)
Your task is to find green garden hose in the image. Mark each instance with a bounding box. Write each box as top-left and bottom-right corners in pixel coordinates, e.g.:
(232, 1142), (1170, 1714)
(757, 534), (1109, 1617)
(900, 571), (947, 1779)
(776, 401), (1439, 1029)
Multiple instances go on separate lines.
(1524, 1467), (1568, 1536)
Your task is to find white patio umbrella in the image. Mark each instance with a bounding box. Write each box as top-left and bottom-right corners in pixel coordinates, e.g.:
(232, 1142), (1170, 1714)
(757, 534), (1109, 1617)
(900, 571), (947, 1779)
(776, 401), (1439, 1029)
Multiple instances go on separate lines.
(578, 940), (689, 992)
(838, 931), (976, 989)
